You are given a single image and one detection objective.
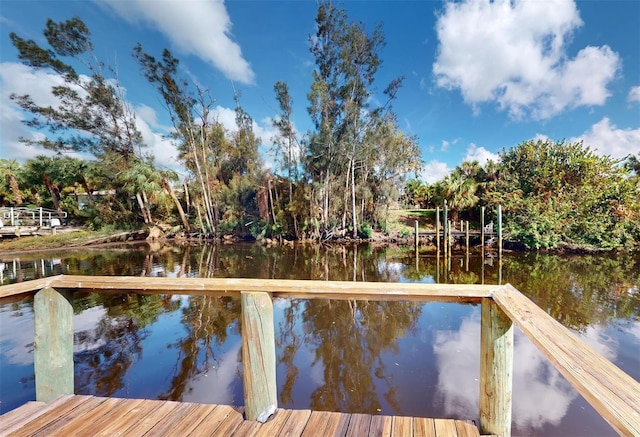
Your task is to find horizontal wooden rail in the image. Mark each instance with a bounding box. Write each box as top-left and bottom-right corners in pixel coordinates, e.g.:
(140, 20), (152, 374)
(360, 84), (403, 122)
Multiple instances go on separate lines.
(493, 284), (640, 436)
(0, 275), (496, 303)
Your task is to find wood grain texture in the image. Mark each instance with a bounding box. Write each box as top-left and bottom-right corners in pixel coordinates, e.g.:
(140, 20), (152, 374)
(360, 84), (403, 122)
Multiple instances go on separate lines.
(241, 291), (278, 422)
(0, 275), (495, 303)
(34, 287), (74, 403)
(493, 284), (640, 437)
(479, 298), (513, 437)
(0, 396), (489, 437)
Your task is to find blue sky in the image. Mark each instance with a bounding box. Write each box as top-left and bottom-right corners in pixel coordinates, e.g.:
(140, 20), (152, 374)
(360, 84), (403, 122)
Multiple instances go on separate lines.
(1, 0), (638, 183)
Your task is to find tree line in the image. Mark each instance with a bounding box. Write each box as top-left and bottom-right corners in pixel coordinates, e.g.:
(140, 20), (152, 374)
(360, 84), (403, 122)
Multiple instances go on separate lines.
(2, 4), (639, 251)
(403, 142), (640, 251)
(3, 4), (420, 240)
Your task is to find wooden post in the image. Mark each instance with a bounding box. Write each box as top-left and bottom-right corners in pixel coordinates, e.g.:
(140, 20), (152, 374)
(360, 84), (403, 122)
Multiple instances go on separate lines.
(497, 205), (503, 257)
(443, 203), (448, 254)
(39, 207), (43, 227)
(241, 291), (277, 422)
(480, 298), (514, 437)
(465, 220), (470, 252)
(10, 207), (14, 226)
(481, 206), (485, 247)
(34, 287), (74, 402)
(414, 220), (419, 251)
(435, 207), (440, 251)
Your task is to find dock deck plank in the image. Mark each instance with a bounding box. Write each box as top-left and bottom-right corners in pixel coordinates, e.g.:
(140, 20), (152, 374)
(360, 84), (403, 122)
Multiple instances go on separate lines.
(1, 395), (489, 437)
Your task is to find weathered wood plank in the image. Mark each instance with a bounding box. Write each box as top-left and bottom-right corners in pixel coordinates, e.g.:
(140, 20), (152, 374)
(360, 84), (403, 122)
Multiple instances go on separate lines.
(34, 287), (74, 403)
(300, 411), (331, 436)
(44, 396), (123, 435)
(30, 395), (106, 437)
(369, 415), (393, 437)
(479, 298), (513, 437)
(0, 396), (488, 437)
(77, 398), (146, 436)
(144, 401), (201, 435)
(455, 420), (481, 437)
(94, 399), (163, 436)
(254, 409), (295, 437)
(493, 284), (640, 437)
(0, 396), (73, 436)
(119, 399), (182, 436)
(0, 402), (45, 434)
(345, 413), (371, 436)
(4, 395), (91, 436)
(413, 417), (436, 437)
(276, 409), (312, 436)
(434, 419), (458, 437)
(0, 276), (60, 299)
(391, 415), (412, 435)
(241, 291), (278, 422)
(210, 406), (244, 436)
(190, 404), (237, 436)
(162, 403), (218, 437)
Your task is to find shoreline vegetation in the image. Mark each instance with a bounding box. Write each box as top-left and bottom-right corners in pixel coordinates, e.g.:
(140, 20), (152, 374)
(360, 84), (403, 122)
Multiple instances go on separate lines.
(1, 9), (639, 253)
(0, 207), (635, 255)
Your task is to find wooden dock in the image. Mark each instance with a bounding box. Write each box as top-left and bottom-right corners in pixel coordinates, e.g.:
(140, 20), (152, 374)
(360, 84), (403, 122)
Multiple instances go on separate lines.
(0, 395), (490, 437)
(1, 276), (639, 437)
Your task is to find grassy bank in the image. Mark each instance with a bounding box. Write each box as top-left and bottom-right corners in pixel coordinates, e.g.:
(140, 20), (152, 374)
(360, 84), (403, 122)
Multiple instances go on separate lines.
(0, 228), (117, 252)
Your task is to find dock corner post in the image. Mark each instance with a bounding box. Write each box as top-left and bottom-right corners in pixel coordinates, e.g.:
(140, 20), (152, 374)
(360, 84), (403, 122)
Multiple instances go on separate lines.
(241, 291), (277, 422)
(34, 287), (74, 402)
(435, 207), (440, 251)
(480, 297), (513, 437)
(481, 206), (485, 247)
(497, 205), (503, 257)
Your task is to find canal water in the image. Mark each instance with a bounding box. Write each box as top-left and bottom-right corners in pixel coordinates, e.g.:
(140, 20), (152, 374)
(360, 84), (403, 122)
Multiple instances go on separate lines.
(1, 242), (638, 436)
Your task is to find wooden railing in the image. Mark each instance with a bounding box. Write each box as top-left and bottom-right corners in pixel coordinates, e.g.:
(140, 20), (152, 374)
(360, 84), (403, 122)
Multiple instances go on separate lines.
(1, 275), (639, 437)
(0, 207), (67, 227)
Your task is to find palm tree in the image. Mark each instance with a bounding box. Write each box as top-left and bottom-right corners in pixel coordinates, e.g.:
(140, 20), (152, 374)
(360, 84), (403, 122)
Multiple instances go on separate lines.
(438, 172), (478, 222)
(0, 159), (23, 206)
(23, 156), (63, 212)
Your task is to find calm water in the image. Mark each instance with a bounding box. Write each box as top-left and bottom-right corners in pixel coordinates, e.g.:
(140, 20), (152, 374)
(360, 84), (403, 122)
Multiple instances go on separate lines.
(1, 242), (639, 436)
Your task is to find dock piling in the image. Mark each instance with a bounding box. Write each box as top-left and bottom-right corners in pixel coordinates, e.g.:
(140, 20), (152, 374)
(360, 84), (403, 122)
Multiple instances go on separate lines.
(480, 297), (514, 437)
(241, 291), (277, 422)
(34, 287), (74, 403)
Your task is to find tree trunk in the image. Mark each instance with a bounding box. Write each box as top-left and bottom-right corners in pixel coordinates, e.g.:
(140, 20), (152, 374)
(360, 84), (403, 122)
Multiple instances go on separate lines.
(351, 156), (357, 239)
(78, 176), (94, 203)
(42, 174), (61, 212)
(142, 191), (153, 224)
(268, 179), (277, 226)
(161, 178), (190, 232)
(135, 192), (150, 224)
(7, 174), (22, 206)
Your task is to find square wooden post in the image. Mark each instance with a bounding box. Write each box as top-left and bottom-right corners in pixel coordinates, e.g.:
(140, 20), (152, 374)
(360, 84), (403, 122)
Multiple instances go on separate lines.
(480, 298), (513, 437)
(34, 287), (74, 402)
(435, 207), (440, 251)
(241, 291), (277, 422)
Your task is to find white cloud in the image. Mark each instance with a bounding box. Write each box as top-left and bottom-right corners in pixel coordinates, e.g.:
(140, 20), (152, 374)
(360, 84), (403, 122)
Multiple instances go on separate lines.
(570, 117), (640, 159)
(433, 0), (620, 119)
(532, 133), (551, 143)
(0, 62), (182, 169)
(628, 86), (640, 104)
(464, 143), (500, 165)
(421, 160), (452, 183)
(99, 0), (255, 84)
(433, 311), (579, 430)
(0, 62), (85, 161)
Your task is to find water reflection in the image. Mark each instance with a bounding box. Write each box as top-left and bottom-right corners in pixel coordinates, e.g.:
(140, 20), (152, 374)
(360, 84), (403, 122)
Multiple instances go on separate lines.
(1, 243), (639, 436)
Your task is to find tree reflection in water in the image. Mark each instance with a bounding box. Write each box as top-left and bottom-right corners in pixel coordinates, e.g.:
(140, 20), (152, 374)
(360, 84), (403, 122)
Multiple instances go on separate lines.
(1, 242), (639, 436)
